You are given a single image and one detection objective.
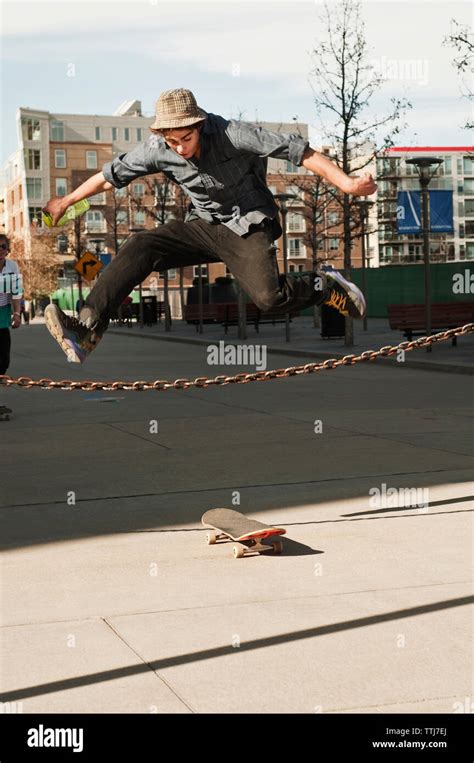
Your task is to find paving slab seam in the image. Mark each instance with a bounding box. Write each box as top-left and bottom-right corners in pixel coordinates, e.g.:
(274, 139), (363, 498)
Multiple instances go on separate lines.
(344, 430), (474, 459)
(103, 422), (173, 451)
(325, 695), (466, 713)
(0, 467), (461, 511)
(101, 617), (195, 714)
(2, 506), (470, 555)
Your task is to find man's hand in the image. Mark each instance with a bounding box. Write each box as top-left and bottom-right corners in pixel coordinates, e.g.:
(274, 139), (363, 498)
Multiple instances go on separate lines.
(11, 312), (21, 329)
(42, 196), (70, 226)
(346, 173), (377, 197)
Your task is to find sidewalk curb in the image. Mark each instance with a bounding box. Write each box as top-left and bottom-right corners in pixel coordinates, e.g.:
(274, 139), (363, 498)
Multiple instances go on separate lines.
(107, 328), (473, 375)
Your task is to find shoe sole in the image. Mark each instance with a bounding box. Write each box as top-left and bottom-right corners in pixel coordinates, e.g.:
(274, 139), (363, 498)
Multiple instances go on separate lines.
(329, 272), (366, 318)
(44, 305), (87, 363)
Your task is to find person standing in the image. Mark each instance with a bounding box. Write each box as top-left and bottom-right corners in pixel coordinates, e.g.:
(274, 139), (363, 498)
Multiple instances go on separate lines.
(0, 234), (23, 418)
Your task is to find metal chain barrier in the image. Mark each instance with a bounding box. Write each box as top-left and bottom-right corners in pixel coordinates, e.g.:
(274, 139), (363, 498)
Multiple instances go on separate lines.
(1, 323), (472, 393)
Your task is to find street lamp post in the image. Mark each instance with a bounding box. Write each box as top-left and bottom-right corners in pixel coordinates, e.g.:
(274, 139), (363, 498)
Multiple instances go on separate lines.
(129, 226), (145, 327)
(406, 157), (442, 353)
(354, 199), (374, 332)
(274, 193), (297, 342)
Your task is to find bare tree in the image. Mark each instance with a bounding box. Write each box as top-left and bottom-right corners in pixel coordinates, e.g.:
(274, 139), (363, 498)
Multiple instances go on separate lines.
(133, 176), (175, 328)
(309, 0), (411, 344)
(102, 188), (132, 256)
(443, 19), (474, 131)
(10, 232), (60, 301)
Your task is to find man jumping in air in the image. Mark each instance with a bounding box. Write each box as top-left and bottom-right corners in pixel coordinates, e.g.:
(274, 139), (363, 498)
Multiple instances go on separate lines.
(42, 88), (376, 363)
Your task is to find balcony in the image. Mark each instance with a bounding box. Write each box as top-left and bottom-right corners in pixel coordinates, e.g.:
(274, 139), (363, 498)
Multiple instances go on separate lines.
(84, 221), (107, 234)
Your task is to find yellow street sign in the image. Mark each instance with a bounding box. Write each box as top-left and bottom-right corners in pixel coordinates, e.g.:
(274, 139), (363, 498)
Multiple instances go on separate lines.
(74, 251), (103, 281)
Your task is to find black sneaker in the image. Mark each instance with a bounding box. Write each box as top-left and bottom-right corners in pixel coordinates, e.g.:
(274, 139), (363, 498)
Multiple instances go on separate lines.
(321, 270), (366, 319)
(44, 304), (104, 363)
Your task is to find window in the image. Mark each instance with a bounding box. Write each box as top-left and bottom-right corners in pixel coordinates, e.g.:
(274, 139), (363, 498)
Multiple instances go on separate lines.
(193, 265), (208, 278)
(286, 160), (298, 173)
(95, 127), (101, 140)
(288, 213), (304, 232)
(466, 242), (474, 259)
(159, 269), (177, 279)
(55, 178), (67, 196)
(85, 210), (106, 232)
(87, 239), (106, 253)
(442, 157), (452, 175)
(133, 211), (146, 227)
(89, 192), (106, 204)
(137, 128), (143, 141)
(112, 127), (118, 141)
(288, 238), (305, 257)
(26, 178), (42, 200)
(328, 211), (339, 226)
(86, 151), (98, 169)
(124, 128), (130, 141)
(22, 117), (41, 141)
(408, 244), (422, 259)
(117, 211), (128, 225)
(57, 234), (69, 253)
(115, 187), (128, 198)
(329, 238), (339, 250)
(464, 179), (474, 194)
(29, 206), (44, 227)
(463, 157), (474, 175)
(55, 149), (66, 168)
(24, 149), (41, 170)
(465, 199), (474, 216)
(465, 221), (474, 237)
(51, 120), (65, 141)
(133, 183), (145, 198)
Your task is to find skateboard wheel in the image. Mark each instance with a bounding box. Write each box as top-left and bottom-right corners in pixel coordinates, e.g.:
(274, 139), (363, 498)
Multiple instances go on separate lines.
(233, 544), (245, 559)
(272, 541), (283, 555)
(206, 531), (217, 545)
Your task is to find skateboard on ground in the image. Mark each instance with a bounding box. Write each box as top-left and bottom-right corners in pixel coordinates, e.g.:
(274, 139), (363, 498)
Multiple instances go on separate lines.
(202, 508), (286, 559)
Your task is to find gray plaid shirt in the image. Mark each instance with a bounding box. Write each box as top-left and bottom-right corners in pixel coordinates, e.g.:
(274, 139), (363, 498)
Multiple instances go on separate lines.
(102, 113), (309, 236)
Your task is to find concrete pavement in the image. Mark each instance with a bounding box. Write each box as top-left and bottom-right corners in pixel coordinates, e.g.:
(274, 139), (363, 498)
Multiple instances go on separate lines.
(0, 320), (472, 713)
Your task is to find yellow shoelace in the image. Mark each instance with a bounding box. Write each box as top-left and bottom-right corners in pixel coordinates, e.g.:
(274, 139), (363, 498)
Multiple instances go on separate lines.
(325, 289), (349, 315)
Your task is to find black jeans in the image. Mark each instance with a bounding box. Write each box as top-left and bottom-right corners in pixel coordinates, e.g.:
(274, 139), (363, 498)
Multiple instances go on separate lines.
(83, 217), (327, 327)
(0, 328), (11, 375)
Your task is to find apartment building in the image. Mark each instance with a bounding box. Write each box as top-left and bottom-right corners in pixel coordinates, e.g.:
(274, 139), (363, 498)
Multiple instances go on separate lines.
(377, 146), (474, 265)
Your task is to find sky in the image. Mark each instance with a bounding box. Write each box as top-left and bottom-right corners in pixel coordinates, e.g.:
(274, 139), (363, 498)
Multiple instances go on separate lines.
(1, 0), (473, 166)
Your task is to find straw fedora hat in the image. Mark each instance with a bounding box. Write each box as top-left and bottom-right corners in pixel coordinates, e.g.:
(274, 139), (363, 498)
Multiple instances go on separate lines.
(151, 88), (207, 130)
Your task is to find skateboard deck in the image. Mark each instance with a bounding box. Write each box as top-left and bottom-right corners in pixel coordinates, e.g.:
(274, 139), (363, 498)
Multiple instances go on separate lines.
(202, 508), (286, 558)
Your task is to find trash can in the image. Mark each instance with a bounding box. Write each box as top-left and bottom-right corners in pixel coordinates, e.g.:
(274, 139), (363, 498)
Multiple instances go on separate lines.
(142, 295), (157, 325)
(320, 304), (345, 338)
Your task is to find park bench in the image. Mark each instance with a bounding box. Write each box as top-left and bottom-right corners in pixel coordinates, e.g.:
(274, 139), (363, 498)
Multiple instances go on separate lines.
(388, 301), (474, 345)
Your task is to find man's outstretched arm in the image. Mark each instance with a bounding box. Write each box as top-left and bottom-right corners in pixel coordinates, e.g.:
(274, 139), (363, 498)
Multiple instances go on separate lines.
(43, 172), (113, 226)
(301, 147), (377, 196)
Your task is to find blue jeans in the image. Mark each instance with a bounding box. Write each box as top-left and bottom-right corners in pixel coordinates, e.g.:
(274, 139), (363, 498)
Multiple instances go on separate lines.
(83, 217), (327, 326)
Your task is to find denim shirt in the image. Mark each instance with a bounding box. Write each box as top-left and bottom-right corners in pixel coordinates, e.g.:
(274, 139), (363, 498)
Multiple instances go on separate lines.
(102, 113), (309, 236)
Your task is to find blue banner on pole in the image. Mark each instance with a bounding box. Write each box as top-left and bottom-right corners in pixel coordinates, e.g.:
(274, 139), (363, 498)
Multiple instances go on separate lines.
(397, 190), (453, 234)
(99, 253), (112, 267)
